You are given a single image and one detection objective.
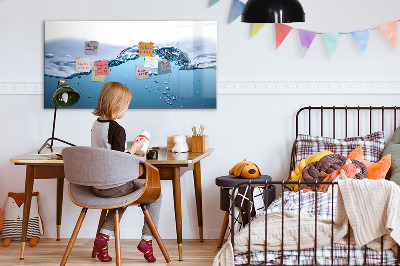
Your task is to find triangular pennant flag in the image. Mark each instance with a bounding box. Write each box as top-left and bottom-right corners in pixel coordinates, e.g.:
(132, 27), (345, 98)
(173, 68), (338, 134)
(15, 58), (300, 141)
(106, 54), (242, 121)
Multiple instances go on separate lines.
(298, 29), (317, 58)
(229, 0), (245, 24)
(323, 33), (341, 58)
(275, 23), (293, 49)
(209, 0), (220, 7)
(351, 29), (370, 55)
(378, 21), (398, 50)
(251, 23), (266, 38)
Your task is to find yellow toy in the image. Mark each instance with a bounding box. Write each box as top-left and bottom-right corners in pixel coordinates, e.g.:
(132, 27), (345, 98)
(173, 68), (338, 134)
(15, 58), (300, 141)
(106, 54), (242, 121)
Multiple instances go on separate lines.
(289, 150), (333, 191)
(229, 159), (261, 179)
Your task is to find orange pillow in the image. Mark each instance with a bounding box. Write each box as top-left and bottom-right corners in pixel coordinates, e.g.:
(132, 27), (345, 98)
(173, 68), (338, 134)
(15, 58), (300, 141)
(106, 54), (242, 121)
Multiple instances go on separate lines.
(347, 146), (391, 180)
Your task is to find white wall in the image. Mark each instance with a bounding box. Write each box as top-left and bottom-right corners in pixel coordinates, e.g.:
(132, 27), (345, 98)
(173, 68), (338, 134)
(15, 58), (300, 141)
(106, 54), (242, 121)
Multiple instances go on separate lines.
(1, 0), (400, 240)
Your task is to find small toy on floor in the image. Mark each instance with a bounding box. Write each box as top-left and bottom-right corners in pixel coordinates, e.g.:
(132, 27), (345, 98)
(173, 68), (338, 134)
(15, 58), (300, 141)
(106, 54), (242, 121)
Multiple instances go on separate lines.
(1, 192), (44, 247)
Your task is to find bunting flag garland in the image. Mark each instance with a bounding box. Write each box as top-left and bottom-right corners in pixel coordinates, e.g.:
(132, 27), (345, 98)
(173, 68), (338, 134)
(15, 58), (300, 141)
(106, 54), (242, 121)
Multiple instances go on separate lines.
(378, 21), (398, 50)
(351, 29), (370, 55)
(298, 29), (317, 58)
(275, 23), (293, 49)
(251, 23), (266, 38)
(229, 0), (245, 24)
(206, 3), (400, 57)
(209, 0), (220, 7)
(323, 33), (341, 58)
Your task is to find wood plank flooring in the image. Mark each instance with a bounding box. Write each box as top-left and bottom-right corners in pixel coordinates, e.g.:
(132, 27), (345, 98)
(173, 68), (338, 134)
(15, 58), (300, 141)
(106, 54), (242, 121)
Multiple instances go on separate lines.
(0, 239), (222, 265)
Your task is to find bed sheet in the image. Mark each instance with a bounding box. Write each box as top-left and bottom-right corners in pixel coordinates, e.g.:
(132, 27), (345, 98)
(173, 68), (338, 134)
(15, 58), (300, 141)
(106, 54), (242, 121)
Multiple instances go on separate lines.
(234, 191), (397, 265)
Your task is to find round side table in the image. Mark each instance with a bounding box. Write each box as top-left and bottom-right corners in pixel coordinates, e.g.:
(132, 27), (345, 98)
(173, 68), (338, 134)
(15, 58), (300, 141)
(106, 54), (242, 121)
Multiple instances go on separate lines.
(215, 175), (275, 248)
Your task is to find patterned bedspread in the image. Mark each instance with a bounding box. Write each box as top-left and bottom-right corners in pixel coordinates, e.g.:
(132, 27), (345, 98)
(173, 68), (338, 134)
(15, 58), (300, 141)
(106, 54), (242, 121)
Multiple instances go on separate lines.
(234, 191), (397, 265)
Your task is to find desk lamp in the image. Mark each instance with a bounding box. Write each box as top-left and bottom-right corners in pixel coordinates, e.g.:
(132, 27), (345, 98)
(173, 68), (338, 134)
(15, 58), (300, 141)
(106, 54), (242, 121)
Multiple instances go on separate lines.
(241, 0), (305, 23)
(38, 80), (80, 154)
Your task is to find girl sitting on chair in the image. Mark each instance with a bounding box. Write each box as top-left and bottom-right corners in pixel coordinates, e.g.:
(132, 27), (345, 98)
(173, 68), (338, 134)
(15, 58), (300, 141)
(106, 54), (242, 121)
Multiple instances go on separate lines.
(91, 82), (162, 263)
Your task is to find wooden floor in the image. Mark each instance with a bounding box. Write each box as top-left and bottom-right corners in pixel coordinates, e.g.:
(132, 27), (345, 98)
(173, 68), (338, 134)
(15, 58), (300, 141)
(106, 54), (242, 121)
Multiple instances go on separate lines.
(0, 239), (221, 265)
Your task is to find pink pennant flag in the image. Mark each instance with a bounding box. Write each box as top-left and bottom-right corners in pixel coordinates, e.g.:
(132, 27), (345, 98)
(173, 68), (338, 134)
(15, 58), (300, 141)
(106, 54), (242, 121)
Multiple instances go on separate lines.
(298, 29), (317, 58)
(378, 21), (398, 50)
(275, 23), (293, 49)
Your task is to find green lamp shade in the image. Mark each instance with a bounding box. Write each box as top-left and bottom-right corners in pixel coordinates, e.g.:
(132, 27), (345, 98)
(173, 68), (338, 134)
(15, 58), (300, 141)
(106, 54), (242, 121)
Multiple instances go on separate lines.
(52, 80), (80, 107)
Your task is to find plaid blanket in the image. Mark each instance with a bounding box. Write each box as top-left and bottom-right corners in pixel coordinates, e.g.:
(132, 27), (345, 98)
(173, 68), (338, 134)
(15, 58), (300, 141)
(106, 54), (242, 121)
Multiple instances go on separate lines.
(234, 191), (397, 265)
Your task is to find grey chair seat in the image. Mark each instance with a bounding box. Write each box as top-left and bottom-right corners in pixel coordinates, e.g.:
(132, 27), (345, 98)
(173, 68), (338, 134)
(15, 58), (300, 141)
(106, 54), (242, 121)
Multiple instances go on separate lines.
(69, 180), (145, 208)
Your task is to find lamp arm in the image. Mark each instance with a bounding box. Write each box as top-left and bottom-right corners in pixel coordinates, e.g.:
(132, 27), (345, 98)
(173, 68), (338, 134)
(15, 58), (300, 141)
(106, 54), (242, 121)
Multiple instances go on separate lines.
(50, 106), (57, 148)
(37, 106), (76, 154)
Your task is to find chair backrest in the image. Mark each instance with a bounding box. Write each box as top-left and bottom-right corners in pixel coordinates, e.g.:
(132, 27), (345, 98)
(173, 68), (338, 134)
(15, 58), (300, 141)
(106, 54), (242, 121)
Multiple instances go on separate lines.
(62, 146), (145, 187)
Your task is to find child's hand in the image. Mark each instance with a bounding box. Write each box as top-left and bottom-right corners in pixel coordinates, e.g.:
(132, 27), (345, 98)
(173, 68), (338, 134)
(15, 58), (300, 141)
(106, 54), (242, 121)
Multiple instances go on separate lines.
(134, 148), (149, 157)
(128, 137), (147, 155)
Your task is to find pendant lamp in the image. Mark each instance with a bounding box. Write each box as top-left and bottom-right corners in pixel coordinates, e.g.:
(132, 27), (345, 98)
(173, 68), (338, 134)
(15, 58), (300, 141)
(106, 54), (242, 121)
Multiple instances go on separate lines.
(241, 0), (305, 23)
(38, 80), (80, 154)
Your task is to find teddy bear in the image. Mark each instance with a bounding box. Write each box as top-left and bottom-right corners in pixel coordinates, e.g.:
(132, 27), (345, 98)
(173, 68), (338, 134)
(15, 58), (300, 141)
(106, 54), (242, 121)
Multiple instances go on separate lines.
(1, 192), (44, 247)
(172, 135), (189, 153)
(229, 159), (261, 179)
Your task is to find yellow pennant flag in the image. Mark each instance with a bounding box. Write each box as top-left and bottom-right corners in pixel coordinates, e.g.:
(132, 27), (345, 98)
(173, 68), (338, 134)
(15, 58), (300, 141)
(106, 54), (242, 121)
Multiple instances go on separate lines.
(251, 23), (266, 38)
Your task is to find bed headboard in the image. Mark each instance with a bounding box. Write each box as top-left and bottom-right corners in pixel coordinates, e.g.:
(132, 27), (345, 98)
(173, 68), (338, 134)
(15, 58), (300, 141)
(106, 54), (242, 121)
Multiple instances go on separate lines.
(290, 106), (400, 179)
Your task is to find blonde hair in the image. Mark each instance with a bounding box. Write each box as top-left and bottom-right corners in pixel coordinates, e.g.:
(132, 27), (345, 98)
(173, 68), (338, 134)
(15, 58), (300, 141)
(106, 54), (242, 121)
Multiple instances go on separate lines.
(93, 82), (133, 120)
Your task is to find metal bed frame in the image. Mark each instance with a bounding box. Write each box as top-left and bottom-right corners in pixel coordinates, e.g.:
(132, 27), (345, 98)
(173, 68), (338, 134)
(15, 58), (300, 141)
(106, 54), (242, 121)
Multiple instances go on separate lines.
(230, 106), (400, 266)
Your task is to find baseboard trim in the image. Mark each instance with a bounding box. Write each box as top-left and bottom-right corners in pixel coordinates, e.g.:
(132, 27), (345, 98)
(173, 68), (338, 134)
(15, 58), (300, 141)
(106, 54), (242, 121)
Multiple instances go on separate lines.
(1, 81), (400, 95)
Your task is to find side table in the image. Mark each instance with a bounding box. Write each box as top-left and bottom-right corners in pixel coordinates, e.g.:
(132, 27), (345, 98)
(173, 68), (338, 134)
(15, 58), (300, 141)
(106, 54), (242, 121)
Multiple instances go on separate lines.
(215, 175), (275, 248)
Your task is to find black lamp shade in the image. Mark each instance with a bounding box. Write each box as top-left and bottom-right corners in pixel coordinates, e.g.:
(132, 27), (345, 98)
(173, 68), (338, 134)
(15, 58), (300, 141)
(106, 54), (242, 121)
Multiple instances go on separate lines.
(241, 0), (305, 23)
(52, 80), (80, 107)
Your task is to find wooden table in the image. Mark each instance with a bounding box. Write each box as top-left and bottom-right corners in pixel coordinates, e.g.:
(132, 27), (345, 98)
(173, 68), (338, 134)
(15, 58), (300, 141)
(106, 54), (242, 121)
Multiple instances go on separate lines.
(10, 147), (213, 261)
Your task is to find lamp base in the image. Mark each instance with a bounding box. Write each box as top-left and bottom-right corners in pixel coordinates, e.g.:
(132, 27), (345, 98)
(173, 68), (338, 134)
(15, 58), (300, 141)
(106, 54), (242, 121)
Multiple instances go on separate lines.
(38, 137), (75, 154)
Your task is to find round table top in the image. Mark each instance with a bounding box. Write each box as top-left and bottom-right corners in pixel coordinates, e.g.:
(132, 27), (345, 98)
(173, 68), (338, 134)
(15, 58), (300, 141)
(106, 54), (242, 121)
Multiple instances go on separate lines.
(215, 175), (272, 188)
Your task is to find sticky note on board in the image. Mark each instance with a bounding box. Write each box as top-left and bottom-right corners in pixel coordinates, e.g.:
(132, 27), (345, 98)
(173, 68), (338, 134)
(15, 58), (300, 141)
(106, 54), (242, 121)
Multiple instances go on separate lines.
(76, 58), (91, 72)
(136, 66), (150, 79)
(158, 60), (172, 75)
(144, 55), (159, 68)
(94, 60), (109, 75)
(91, 67), (105, 82)
(138, 42), (154, 57)
(85, 41), (99, 55)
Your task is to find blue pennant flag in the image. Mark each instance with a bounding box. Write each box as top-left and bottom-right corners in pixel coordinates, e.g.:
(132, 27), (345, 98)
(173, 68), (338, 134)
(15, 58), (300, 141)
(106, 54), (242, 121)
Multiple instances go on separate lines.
(323, 33), (341, 58)
(229, 0), (245, 23)
(209, 0), (220, 7)
(351, 29), (371, 55)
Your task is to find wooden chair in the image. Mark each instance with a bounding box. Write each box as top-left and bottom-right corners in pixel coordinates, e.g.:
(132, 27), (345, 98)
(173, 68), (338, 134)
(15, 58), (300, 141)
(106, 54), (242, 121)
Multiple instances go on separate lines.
(60, 146), (171, 265)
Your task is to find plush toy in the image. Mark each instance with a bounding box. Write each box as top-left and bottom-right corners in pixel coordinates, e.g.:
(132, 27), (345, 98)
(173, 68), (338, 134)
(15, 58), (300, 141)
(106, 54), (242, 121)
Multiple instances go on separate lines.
(1, 192), (44, 247)
(229, 159), (261, 179)
(172, 135), (189, 153)
(289, 150), (333, 191)
(348, 146), (391, 180)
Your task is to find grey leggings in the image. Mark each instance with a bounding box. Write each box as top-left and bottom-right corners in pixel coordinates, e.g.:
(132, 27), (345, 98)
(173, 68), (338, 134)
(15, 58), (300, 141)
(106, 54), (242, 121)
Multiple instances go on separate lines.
(92, 180), (162, 240)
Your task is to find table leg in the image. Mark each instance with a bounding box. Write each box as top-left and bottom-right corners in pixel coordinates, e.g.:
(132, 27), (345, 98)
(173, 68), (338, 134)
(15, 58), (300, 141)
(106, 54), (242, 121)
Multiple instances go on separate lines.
(172, 167), (183, 261)
(20, 165), (35, 259)
(217, 211), (230, 248)
(193, 161), (203, 242)
(56, 178), (64, 241)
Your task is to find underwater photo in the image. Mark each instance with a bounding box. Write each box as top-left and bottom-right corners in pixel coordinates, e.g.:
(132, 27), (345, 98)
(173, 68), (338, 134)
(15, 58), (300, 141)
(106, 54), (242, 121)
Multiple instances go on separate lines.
(44, 21), (217, 109)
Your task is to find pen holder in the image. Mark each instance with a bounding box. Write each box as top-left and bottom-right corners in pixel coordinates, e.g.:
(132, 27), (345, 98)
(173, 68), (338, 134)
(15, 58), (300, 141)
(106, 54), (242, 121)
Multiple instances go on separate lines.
(191, 135), (209, 153)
